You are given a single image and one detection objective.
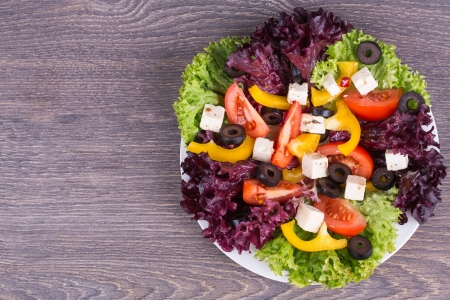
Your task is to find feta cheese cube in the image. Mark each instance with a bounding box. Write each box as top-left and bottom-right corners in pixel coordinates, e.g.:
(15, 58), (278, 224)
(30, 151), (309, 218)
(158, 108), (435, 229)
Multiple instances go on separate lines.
(351, 67), (378, 95)
(300, 113), (326, 134)
(385, 149), (409, 171)
(199, 104), (225, 132)
(252, 137), (274, 162)
(295, 203), (324, 233)
(302, 152), (328, 179)
(344, 175), (366, 201)
(287, 82), (308, 105)
(322, 73), (341, 96)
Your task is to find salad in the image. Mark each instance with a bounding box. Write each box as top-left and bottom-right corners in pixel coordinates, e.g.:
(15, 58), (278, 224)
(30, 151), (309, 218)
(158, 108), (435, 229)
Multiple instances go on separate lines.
(173, 7), (446, 289)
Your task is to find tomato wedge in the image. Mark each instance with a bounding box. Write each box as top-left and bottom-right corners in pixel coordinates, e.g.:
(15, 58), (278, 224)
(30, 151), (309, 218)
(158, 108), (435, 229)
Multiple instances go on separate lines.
(224, 82), (270, 139)
(341, 87), (402, 121)
(316, 142), (374, 180)
(271, 102), (302, 168)
(242, 178), (303, 205)
(314, 195), (366, 237)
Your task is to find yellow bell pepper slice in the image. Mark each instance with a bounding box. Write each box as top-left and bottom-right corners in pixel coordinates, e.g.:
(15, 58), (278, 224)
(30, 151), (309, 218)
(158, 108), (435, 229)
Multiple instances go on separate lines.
(248, 85), (291, 110)
(282, 166), (305, 183)
(186, 135), (255, 163)
(287, 133), (321, 160)
(365, 180), (378, 192)
(281, 220), (348, 252)
(324, 100), (361, 156)
(311, 61), (359, 107)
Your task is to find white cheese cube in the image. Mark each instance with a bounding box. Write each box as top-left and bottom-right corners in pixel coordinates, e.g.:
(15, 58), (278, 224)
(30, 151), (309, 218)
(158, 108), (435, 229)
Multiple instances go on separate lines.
(302, 152), (328, 179)
(287, 82), (308, 105)
(295, 203), (324, 233)
(300, 113), (326, 134)
(385, 149), (409, 171)
(322, 73), (341, 96)
(199, 104), (225, 132)
(351, 67), (378, 95)
(252, 137), (274, 162)
(344, 175), (366, 201)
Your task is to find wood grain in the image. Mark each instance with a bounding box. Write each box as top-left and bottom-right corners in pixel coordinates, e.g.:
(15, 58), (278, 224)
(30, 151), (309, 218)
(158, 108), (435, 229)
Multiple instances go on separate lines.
(0, 0), (448, 299)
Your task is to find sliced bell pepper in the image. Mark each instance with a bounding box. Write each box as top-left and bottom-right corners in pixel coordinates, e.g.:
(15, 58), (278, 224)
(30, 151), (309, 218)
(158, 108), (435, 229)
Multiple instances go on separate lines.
(282, 166), (305, 183)
(287, 133), (321, 160)
(336, 61), (359, 86)
(248, 85), (291, 110)
(186, 135), (255, 163)
(324, 100), (361, 156)
(281, 220), (348, 252)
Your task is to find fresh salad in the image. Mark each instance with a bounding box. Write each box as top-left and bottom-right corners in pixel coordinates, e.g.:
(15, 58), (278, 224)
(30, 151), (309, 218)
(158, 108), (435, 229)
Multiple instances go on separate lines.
(173, 7), (446, 289)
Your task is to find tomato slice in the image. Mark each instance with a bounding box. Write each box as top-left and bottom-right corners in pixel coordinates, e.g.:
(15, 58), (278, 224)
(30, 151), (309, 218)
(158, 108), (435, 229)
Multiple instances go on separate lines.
(314, 195), (366, 237)
(271, 102), (302, 168)
(242, 178), (303, 205)
(316, 142), (374, 180)
(341, 87), (402, 121)
(224, 82), (270, 139)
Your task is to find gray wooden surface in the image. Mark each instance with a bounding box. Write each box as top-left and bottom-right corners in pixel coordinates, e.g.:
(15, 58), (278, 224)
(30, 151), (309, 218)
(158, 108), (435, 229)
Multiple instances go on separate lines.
(0, 0), (448, 299)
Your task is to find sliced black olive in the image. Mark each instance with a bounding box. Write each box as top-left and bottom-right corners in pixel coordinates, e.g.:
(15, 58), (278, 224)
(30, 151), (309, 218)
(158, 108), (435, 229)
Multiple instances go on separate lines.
(357, 41), (382, 65)
(261, 107), (283, 125)
(398, 91), (425, 115)
(348, 235), (373, 260)
(255, 162), (281, 187)
(228, 209), (251, 227)
(225, 67), (246, 78)
(291, 63), (302, 84)
(219, 124), (246, 146)
(371, 167), (396, 191)
(309, 106), (334, 118)
(327, 162), (352, 184)
(319, 130), (330, 144)
(316, 177), (342, 198)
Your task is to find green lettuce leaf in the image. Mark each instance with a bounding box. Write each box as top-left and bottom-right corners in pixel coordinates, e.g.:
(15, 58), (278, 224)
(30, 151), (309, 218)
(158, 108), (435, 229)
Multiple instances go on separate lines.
(310, 30), (430, 105)
(255, 188), (402, 289)
(173, 37), (249, 143)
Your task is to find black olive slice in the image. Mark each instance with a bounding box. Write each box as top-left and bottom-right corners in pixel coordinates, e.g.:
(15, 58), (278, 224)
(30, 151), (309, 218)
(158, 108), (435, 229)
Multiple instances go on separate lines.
(398, 91), (425, 115)
(371, 167), (396, 191)
(228, 209), (251, 227)
(255, 162), (281, 187)
(319, 130), (330, 144)
(309, 107), (334, 118)
(316, 177), (342, 198)
(291, 63), (302, 84)
(348, 235), (373, 260)
(327, 162), (352, 184)
(225, 67), (246, 78)
(357, 41), (382, 65)
(261, 107), (283, 125)
(219, 124), (246, 146)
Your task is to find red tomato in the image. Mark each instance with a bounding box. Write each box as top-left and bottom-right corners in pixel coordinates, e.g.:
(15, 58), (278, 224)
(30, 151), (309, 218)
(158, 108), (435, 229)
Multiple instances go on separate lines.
(314, 195), (366, 237)
(224, 82), (270, 139)
(242, 178), (303, 205)
(271, 102), (302, 168)
(341, 87), (403, 121)
(316, 142), (374, 180)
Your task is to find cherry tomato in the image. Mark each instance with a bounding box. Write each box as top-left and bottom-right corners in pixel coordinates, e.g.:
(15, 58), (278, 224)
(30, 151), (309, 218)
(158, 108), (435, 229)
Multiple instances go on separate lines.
(271, 102), (302, 168)
(314, 195), (366, 237)
(224, 82), (270, 139)
(341, 87), (403, 121)
(316, 142), (374, 180)
(242, 178), (303, 205)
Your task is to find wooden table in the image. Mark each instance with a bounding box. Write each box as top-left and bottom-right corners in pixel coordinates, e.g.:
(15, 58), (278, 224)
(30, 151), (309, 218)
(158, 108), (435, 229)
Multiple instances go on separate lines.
(0, 1), (448, 298)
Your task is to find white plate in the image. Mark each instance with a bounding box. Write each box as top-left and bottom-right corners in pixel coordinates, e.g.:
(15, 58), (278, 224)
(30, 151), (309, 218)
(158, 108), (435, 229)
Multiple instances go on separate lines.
(179, 112), (439, 283)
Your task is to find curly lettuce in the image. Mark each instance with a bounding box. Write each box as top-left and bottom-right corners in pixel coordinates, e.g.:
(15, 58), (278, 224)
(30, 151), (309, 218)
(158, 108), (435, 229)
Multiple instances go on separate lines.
(255, 188), (402, 289)
(310, 30), (430, 105)
(173, 37), (248, 143)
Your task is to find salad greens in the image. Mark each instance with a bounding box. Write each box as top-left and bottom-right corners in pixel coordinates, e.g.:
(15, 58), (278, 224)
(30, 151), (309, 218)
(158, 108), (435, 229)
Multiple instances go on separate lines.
(174, 37), (248, 143)
(255, 188), (401, 289)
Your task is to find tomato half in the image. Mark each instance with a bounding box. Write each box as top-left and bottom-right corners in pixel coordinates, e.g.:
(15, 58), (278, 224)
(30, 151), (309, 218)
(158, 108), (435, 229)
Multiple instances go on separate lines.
(316, 142), (374, 180)
(271, 102), (302, 168)
(224, 82), (270, 139)
(341, 87), (402, 121)
(314, 195), (366, 237)
(242, 178), (303, 205)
